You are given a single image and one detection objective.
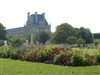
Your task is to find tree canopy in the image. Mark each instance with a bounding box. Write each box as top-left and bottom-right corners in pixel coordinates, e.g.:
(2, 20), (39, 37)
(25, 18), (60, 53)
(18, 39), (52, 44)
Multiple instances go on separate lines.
(67, 36), (77, 44)
(34, 31), (51, 44)
(8, 37), (25, 47)
(52, 23), (93, 44)
(79, 27), (93, 44)
(52, 23), (75, 44)
(0, 23), (6, 40)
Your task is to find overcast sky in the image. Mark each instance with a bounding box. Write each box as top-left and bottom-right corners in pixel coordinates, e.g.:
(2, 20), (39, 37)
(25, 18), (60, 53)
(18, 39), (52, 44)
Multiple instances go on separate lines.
(0, 0), (100, 33)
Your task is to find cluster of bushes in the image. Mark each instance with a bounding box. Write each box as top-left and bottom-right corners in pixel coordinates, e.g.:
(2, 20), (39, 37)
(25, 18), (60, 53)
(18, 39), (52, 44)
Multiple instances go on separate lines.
(0, 45), (100, 66)
(0, 40), (4, 46)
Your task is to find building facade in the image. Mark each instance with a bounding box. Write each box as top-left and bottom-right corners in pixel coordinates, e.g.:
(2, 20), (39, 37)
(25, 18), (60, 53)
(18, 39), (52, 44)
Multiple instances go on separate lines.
(7, 12), (51, 38)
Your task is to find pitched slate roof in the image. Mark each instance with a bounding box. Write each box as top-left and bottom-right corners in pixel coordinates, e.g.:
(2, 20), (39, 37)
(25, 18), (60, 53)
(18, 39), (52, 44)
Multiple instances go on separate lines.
(7, 27), (24, 33)
(28, 13), (48, 25)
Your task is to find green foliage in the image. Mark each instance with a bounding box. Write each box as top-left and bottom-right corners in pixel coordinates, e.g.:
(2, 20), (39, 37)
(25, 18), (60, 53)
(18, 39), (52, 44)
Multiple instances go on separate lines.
(79, 27), (93, 44)
(96, 54), (100, 64)
(0, 40), (4, 46)
(77, 38), (85, 47)
(52, 23), (93, 44)
(94, 39), (100, 48)
(83, 54), (96, 66)
(54, 52), (72, 65)
(77, 38), (85, 44)
(71, 54), (84, 66)
(67, 36), (77, 44)
(8, 36), (25, 47)
(0, 23), (6, 40)
(21, 51), (31, 61)
(0, 46), (13, 58)
(54, 53), (64, 64)
(0, 45), (100, 66)
(10, 48), (20, 59)
(94, 39), (100, 43)
(28, 51), (37, 61)
(26, 34), (31, 42)
(34, 31), (51, 44)
(52, 23), (75, 44)
(36, 50), (46, 62)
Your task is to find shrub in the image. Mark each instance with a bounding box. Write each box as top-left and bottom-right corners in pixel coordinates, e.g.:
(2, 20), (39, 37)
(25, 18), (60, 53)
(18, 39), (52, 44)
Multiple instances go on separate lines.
(0, 46), (12, 58)
(0, 40), (4, 46)
(71, 54), (84, 66)
(28, 51), (38, 61)
(8, 37), (25, 47)
(96, 54), (100, 64)
(36, 50), (46, 62)
(71, 52), (96, 66)
(84, 54), (96, 65)
(54, 52), (72, 66)
(10, 48), (20, 59)
(21, 51), (31, 61)
(0, 45), (100, 66)
(46, 47), (66, 62)
(54, 54), (63, 64)
(45, 50), (54, 63)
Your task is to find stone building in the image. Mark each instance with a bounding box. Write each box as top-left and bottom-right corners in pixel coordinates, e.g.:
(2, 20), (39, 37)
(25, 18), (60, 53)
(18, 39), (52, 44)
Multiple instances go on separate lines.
(7, 12), (51, 38)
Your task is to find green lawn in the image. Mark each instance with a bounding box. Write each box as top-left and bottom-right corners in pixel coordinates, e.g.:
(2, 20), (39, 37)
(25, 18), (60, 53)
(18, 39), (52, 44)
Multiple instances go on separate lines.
(0, 58), (100, 75)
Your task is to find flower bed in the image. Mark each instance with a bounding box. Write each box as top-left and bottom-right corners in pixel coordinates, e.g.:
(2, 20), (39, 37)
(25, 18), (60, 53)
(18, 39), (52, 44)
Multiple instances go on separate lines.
(0, 45), (100, 66)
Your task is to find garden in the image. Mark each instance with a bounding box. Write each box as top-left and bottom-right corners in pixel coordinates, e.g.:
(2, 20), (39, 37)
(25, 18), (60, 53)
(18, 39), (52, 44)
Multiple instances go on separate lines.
(0, 22), (100, 75)
(0, 44), (100, 66)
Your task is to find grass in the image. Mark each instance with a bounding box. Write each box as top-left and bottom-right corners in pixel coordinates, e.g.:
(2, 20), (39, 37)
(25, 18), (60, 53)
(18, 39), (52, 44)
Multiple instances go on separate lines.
(0, 58), (100, 75)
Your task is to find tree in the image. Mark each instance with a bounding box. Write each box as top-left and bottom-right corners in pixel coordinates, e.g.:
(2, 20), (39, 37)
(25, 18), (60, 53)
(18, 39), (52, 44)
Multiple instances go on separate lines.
(52, 23), (93, 44)
(0, 23), (6, 40)
(78, 27), (93, 44)
(34, 31), (51, 44)
(94, 39), (100, 47)
(74, 28), (80, 38)
(67, 36), (77, 44)
(0, 40), (4, 46)
(8, 37), (25, 47)
(52, 23), (75, 44)
(26, 34), (31, 42)
(77, 38), (85, 44)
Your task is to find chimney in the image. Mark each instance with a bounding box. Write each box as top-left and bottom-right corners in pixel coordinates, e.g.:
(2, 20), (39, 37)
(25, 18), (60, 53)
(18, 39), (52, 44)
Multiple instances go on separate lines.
(42, 12), (45, 17)
(35, 12), (37, 15)
(35, 12), (38, 23)
(42, 13), (45, 24)
(27, 12), (30, 20)
(26, 12), (30, 25)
